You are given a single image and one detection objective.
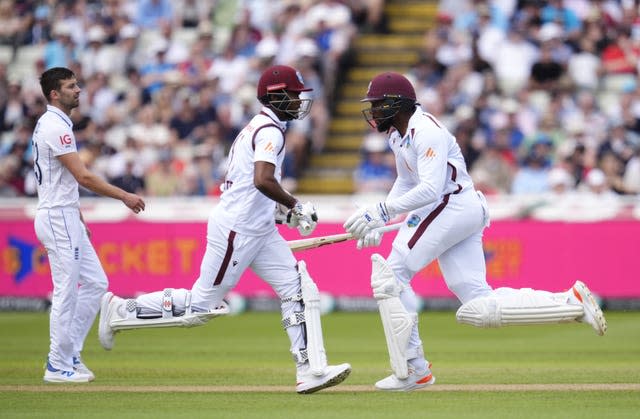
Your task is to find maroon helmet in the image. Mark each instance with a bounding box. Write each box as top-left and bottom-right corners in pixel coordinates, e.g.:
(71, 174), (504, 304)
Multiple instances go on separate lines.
(362, 72), (417, 102)
(361, 72), (417, 132)
(257, 65), (313, 120)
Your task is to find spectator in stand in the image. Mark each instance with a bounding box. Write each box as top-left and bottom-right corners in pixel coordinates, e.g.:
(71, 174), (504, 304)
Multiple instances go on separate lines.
(529, 36), (565, 91)
(44, 22), (76, 69)
(139, 38), (176, 103)
(598, 120), (637, 168)
(597, 149), (628, 194)
(79, 25), (114, 78)
(1, 78), (29, 132)
(0, 0), (29, 60)
(511, 134), (555, 194)
(354, 132), (396, 194)
(30, 4), (53, 46)
(145, 147), (181, 196)
(173, 0), (212, 29)
(600, 27), (640, 92)
(136, 0), (174, 30)
(111, 155), (145, 195)
(567, 37), (602, 91)
(540, 0), (582, 42)
(0, 155), (19, 196)
(490, 25), (538, 95)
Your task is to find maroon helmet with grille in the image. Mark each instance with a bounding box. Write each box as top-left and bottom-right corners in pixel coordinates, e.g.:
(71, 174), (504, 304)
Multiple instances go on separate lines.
(257, 65), (313, 120)
(361, 72), (417, 132)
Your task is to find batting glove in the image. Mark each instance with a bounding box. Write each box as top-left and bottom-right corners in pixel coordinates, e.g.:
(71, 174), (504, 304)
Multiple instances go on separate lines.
(288, 201), (318, 236)
(356, 229), (383, 250)
(343, 202), (391, 239)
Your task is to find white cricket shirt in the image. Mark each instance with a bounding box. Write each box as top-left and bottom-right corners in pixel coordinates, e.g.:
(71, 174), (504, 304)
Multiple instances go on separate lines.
(32, 105), (79, 210)
(213, 107), (287, 236)
(386, 106), (474, 215)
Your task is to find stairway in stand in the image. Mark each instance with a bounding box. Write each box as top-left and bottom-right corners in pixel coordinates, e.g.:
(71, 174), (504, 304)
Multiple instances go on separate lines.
(296, 1), (439, 194)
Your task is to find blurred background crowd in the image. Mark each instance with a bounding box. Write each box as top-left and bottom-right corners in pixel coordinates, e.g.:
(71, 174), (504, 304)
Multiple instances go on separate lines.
(1, 0), (640, 201)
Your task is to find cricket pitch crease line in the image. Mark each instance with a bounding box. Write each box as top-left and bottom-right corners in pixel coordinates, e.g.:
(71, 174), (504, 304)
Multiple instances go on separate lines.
(2, 384), (639, 393)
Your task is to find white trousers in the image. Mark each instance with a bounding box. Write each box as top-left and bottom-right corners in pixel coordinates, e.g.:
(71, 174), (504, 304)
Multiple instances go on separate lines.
(387, 189), (492, 356)
(34, 208), (108, 371)
(136, 216), (306, 357)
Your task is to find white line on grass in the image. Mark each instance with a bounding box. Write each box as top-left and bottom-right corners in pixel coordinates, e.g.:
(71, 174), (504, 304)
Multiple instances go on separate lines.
(1, 384), (639, 393)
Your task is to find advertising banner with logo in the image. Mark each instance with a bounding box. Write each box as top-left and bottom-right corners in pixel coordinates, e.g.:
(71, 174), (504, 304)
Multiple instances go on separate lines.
(2, 220), (639, 299)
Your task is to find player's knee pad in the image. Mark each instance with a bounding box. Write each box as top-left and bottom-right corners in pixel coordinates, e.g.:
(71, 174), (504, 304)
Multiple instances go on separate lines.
(456, 288), (584, 328)
(281, 260), (328, 376)
(371, 253), (416, 379)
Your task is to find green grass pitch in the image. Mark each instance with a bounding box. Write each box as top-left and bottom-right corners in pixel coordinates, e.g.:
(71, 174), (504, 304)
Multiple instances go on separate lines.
(1, 310), (639, 418)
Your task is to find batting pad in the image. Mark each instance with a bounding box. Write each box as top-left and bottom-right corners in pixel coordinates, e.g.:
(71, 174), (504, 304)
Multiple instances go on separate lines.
(456, 288), (584, 328)
(299, 260), (328, 376)
(111, 303), (229, 331)
(371, 254), (415, 379)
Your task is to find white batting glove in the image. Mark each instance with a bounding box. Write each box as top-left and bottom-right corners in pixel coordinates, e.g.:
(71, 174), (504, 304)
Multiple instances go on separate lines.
(356, 229), (383, 250)
(343, 202), (391, 238)
(289, 201), (318, 236)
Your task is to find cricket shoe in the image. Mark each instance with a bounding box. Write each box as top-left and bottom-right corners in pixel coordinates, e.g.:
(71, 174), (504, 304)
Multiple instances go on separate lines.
(44, 361), (92, 383)
(296, 363), (351, 394)
(375, 365), (435, 392)
(99, 292), (125, 350)
(572, 280), (607, 336)
(73, 356), (95, 381)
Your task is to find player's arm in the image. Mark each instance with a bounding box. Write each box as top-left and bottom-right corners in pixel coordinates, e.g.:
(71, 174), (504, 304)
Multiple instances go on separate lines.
(254, 161), (317, 235)
(254, 161), (297, 208)
(57, 152), (145, 213)
(384, 129), (447, 215)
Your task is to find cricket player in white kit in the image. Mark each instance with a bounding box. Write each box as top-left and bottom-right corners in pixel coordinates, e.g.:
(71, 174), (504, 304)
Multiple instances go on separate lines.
(33, 67), (146, 383)
(344, 72), (608, 392)
(98, 65), (351, 394)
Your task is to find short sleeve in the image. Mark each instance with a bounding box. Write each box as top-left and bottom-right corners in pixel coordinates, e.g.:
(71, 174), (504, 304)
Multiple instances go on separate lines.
(44, 124), (77, 157)
(253, 125), (283, 165)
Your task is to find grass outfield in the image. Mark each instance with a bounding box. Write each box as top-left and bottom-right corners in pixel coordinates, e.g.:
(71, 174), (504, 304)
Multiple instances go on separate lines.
(1, 310), (639, 418)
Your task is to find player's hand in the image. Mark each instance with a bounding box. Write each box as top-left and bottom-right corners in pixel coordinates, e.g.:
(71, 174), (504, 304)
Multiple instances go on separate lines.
(343, 202), (390, 238)
(123, 193), (145, 214)
(288, 201), (318, 236)
(356, 229), (383, 250)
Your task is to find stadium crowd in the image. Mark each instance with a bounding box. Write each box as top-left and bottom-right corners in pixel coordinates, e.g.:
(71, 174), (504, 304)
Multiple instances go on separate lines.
(357, 0), (640, 198)
(1, 0), (640, 199)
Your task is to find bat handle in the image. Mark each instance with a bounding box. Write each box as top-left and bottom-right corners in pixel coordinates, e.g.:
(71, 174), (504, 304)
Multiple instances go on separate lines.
(299, 219), (311, 231)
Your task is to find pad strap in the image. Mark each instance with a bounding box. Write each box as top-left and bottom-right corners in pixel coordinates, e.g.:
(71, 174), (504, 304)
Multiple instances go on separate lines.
(292, 348), (309, 364)
(162, 288), (173, 319)
(282, 311), (305, 329)
(281, 293), (302, 303)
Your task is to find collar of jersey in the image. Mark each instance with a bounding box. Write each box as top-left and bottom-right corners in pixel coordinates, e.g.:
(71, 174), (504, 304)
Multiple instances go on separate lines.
(260, 107), (287, 130)
(46, 105), (73, 128)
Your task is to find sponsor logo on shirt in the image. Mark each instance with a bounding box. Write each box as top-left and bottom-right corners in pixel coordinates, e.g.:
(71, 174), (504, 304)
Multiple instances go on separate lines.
(425, 147), (436, 158)
(59, 134), (72, 146)
(264, 142), (275, 153)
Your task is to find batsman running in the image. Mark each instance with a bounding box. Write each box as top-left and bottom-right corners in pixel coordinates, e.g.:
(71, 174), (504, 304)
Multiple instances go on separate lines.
(344, 72), (607, 392)
(98, 65), (351, 394)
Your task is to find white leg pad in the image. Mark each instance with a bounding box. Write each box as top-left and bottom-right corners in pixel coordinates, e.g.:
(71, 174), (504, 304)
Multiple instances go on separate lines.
(111, 301), (229, 331)
(456, 288), (584, 328)
(299, 260), (328, 376)
(371, 253), (415, 380)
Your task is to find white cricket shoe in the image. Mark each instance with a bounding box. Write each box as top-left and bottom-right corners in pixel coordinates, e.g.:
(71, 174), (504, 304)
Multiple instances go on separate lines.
(375, 366), (435, 392)
(44, 362), (92, 383)
(572, 280), (607, 336)
(99, 292), (124, 350)
(73, 356), (95, 381)
(296, 363), (351, 394)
